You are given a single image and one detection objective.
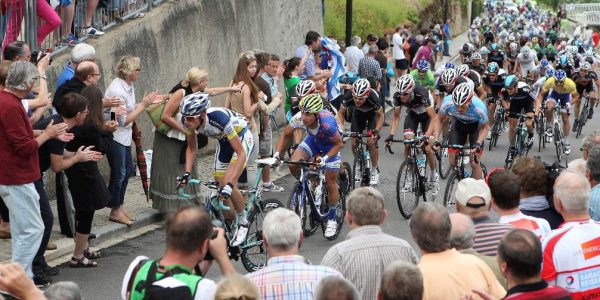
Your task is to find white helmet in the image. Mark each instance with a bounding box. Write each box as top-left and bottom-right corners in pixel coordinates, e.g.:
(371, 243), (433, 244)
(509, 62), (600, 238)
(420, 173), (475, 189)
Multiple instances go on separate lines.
(352, 78), (371, 97)
(509, 42), (519, 51)
(456, 64), (470, 77)
(452, 82), (474, 106)
(395, 74), (416, 94)
(441, 68), (458, 86)
(295, 80), (317, 98)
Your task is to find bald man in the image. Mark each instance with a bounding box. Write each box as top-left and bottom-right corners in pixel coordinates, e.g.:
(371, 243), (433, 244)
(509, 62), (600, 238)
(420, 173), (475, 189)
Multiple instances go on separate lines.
(53, 61), (99, 114)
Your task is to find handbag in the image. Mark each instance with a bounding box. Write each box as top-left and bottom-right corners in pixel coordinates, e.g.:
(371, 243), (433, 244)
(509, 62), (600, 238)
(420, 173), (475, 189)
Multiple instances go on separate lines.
(145, 100), (172, 134)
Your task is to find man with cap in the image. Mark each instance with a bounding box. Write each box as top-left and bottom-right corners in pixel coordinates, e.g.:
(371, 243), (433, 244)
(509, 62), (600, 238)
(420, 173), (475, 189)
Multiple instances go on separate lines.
(362, 33), (378, 55)
(455, 178), (513, 256)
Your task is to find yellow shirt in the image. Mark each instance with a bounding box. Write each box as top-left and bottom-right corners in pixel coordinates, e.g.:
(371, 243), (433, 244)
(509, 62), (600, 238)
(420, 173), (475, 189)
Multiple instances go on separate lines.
(418, 248), (506, 300)
(542, 77), (578, 95)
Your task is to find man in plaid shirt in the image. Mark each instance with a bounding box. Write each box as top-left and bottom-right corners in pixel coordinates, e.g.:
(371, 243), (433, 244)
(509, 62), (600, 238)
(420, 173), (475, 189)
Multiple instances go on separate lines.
(246, 208), (342, 299)
(358, 46), (382, 82)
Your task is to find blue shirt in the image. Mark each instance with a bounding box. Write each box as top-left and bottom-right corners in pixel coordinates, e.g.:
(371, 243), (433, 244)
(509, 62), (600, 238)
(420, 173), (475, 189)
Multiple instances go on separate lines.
(56, 63), (75, 89)
(295, 45), (316, 80)
(590, 183), (600, 221)
(443, 23), (451, 39)
(439, 95), (488, 125)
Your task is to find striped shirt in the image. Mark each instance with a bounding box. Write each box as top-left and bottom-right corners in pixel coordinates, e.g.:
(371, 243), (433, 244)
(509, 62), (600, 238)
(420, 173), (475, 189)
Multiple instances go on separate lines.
(473, 216), (514, 256)
(321, 225), (419, 300)
(246, 255), (342, 300)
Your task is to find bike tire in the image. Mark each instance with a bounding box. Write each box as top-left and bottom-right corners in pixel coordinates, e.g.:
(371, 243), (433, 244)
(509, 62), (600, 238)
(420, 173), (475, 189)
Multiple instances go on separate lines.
(320, 162), (351, 241)
(443, 171), (458, 213)
(576, 111), (587, 138)
(438, 136), (451, 179)
(396, 159), (420, 219)
(287, 182), (318, 236)
(241, 198), (283, 272)
(554, 123), (562, 163)
(352, 149), (364, 189)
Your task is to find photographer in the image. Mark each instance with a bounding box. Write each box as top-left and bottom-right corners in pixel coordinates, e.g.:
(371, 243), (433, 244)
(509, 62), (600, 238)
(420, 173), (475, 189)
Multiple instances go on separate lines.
(121, 207), (235, 300)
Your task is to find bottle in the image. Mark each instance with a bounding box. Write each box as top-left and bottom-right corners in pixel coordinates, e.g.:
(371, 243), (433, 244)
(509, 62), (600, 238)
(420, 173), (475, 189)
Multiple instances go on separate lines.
(364, 150), (371, 170)
(462, 149), (471, 165)
(314, 174), (325, 206)
(416, 156), (426, 177)
(464, 170), (471, 178)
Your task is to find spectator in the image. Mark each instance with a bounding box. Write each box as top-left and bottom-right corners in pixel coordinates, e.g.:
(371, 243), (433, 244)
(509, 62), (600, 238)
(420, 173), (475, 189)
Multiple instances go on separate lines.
(56, 43), (96, 89)
(411, 38), (437, 70)
(247, 208), (342, 299)
(362, 33), (378, 54)
(3, 41), (31, 61)
(408, 36), (423, 68)
(282, 56), (305, 120)
(82, 0), (104, 36)
(345, 36), (364, 74)
(214, 274), (260, 300)
(568, 158), (588, 175)
(495, 229), (570, 300)
(375, 38), (390, 112)
(542, 170), (600, 298)
(315, 276), (360, 300)
(295, 31), (330, 81)
(587, 146), (600, 221)
(454, 178), (513, 256)
(443, 19), (452, 56)
(377, 261), (423, 300)
(2, 0), (60, 49)
(581, 131), (600, 160)
(392, 26), (409, 77)
(488, 169), (551, 238)
(321, 187), (418, 299)
(59, 0), (78, 46)
(511, 157), (564, 229)
(410, 202), (505, 299)
(105, 56), (156, 226)
(54, 61), (101, 114)
(0, 61), (68, 278)
(121, 206), (234, 299)
(45, 281), (82, 300)
(358, 46), (382, 82)
(449, 212), (507, 288)
(0, 263), (46, 300)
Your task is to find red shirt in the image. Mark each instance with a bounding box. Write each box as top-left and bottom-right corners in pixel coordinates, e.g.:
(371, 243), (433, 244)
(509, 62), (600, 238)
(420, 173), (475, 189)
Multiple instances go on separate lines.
(0, 90), (41, 184)
(504, 280), (571, 300)
(593, 32), (599, 47)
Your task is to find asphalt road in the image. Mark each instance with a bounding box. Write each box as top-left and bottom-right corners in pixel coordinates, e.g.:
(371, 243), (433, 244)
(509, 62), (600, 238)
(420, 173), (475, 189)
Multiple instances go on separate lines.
(49, 111), (600, 299)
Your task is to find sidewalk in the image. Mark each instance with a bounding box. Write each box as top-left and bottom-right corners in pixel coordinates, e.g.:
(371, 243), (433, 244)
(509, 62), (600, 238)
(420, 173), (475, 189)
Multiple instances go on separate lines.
(0, 28), (473, 266)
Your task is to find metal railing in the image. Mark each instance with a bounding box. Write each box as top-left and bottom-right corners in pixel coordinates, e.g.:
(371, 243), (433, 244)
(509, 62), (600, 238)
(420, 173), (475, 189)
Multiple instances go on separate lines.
(566, 3), (600, 20)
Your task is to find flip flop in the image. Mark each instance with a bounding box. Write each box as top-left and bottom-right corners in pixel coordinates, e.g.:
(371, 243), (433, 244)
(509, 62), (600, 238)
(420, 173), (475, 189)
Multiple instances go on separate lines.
(109, 215), (133, 226)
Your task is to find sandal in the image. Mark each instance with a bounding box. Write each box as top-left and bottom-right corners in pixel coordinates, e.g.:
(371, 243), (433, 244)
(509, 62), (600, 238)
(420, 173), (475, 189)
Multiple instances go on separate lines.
(84, 248), (102, 259)
(69, 256), (97, 268)
(109, 215), (133, 226)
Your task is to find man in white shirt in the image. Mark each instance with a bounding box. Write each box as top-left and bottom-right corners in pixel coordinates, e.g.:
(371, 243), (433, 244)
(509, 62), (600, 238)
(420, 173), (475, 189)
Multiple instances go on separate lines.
(344, 36), (364, 74)
(393, 26), (408, 77)
(362, 33), (378, 55)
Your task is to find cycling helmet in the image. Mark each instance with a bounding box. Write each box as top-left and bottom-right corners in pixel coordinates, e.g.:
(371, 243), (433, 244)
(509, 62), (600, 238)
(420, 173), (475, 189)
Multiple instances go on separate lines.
(396, 74), (416, 95)
(581, 61), (592, 71)
(452, 82), (474, 106)
(508, 35), (516, 42)
(456, 64), (470, 77)
(461, 43), (472, 54)
(540, 59), (549, 68)
(585, 49), (595, 57)
(554, 69), (567, 82)
(520, 46), (531, 56)
(180, 92), (211, 117)
(441, 68), (458, 85)
(504, 74), (518, 88)
(545, 69), (555, 78)
(416, 60), (431, 72)
(569, 46), (578, 55)
(471, 52), (482, 60)
(444, 62), (456, 70)
(352, 78), (371, 97)
(559, 54), (568, 66)
(480, 46), (490, 55)
(490, 43), (499, 51)
(299, 93), (323, 113)
(295, 80), (317, 98)
(509, 42), (519, 51)
(487, 62), (500, 73)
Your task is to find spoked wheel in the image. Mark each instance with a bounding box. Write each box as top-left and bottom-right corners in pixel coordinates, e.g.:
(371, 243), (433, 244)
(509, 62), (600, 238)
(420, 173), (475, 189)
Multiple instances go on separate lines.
(443, 171), (459, 213)
(554, 124), (563, 163)
(287, 183), (318, 236)
(438, 135), (451, 179)
(576, 111), (587, 138)
(489, 121), (500, 151)
(396, 160), (421, 219)
(242, 198), (283, 272)
(319, 162), (351, 241)
(537, 116), (546, 152)
(352, 150), (365, 189)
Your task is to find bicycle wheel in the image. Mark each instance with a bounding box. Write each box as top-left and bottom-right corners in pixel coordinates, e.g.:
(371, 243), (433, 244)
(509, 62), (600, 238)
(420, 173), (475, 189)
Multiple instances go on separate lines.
(352, 149), (364, 189)
(396, 159), (420, 219)
(443, 170), (459, 213)
(489, 121), (500, 151)
(576, 110), (587, 138)
(554, 123), (562, 163)
(287, 182), (318, 236)
(537, 116), (545, 152)
(241, 198), (283, 272)
(438, 136), (451, 179)
(320, 162), (350, 241)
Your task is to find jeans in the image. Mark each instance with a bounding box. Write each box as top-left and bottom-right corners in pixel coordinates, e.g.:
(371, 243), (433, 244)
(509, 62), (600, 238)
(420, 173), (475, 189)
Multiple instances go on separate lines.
(443, 39), (451, 56)
(0, 183), (43, 277)
(32, 179), (53, 276)
(107, 140), (133, 209)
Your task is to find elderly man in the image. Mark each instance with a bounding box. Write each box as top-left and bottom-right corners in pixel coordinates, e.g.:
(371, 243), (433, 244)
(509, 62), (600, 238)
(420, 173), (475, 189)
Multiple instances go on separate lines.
(0, 61), (68, 277)
(358, 46), (383, 82)
(449, 213), (507, 288)
(247, 208), (341, 299)
(587, 146), (600, 221)
(542, 170), (600, 298)
(345, 36), (364, 74)
(322, 187), (418, 299)
(454, 178), (513, 256)
(314, 276), (360, 300)
(56, 43), (96, 89)
(378, 261), (423, 300)
(54, 61), (102, 114)
(581, 131), (600, 160)
(410, 203), (505, 299)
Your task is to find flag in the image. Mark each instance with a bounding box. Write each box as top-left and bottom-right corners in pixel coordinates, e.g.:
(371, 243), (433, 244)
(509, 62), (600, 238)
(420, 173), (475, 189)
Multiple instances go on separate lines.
(320, 37), (347, 100)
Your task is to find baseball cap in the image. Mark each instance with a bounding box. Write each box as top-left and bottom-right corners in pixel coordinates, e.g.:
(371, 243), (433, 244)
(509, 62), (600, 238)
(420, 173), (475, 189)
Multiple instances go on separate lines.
(454, 178), (491, 208)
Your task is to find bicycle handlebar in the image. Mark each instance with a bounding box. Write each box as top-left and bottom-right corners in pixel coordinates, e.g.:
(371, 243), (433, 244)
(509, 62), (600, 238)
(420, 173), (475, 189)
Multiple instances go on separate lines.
(385, 136), (429, 155)
(177, 179), (231, 211)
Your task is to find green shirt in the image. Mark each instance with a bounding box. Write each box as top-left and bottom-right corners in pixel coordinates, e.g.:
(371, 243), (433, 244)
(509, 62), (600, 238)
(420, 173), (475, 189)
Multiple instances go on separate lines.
(410, 70), (436, 90)
(284, 76), (300, 114)
(129, 260), (202, 300)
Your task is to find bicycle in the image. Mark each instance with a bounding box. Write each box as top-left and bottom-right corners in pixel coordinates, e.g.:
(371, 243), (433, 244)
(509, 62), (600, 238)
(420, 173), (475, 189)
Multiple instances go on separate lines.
(505, 110), (533, 168)
(285, 159), (351, 241)
(442, 144), (488, 213)
(535, 103), (547, 152)
(575, 94), (593, 138)
(547, 105), (568, 164)
(386, 136), (438, 219)
(177, 158), (283, 272)
(343, 131), (376, 188)
(488, 97), (506, 151)
(437, 120), (452, 179)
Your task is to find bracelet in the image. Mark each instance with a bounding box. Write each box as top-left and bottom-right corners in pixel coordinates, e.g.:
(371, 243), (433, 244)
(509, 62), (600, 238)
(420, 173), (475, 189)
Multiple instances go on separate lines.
(39, 76), (47, 80)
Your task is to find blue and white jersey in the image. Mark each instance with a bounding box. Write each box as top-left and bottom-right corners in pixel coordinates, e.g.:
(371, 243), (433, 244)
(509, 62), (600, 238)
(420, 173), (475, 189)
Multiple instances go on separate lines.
(196, 107), (248, 141)
(289, 110), (341, 144)
(439, 95), (489, 125)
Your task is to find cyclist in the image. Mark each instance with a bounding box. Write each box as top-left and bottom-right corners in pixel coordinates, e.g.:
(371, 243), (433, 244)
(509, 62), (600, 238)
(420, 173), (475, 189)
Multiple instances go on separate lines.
(177, 93), (254, 247)
(434, 68), (468, 110)
(468, 52), (486, 75)
(410, 60), (436, 92)
(487, 43), (506, 68)
(456, 64), (486, 99)
(555, 54), (574, 79)
(571, 62), (599, 127)
(482, 62), (508, 138)
(336, 78), (384, 185)
(427, 82), (489, 180)
(501, 75), (537, 164)
(479, 46), (490, 63)
(273, 94), (344, 238)
(460, 43), (476, 64)
(387, 75), (439, 184)
(295, 80), (337, 116)
(505, 42), (520, 74)
(514, 46), (538, 78)
(536, 70), (578, 154)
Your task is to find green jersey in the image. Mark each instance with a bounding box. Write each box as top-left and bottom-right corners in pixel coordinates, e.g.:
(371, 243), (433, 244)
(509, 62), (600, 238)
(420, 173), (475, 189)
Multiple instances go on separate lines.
(410, 70), (436, 90)
(284, 76), (300, 114)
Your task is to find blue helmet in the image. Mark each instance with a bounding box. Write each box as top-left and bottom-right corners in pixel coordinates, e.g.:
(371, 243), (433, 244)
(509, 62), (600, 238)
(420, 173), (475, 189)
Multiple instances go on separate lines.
(444, 62), (456, 70)
(554, 70), (567, 82)
(540, 59), (549, 68)
(504, 75), (518, 88)
(180, 92), (210, 117)
(559, 54), (568, 66)
(545, 69), (555, 78)
(487, 62), (500, 73)
(417, 60), (431, 71)
(490, 43), (499, 51)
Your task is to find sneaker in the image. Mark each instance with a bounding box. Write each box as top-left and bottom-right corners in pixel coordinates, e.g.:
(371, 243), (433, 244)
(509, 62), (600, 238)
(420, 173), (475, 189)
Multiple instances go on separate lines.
(572, 119), (579, 133)
(370, 170), (379, 186)
(486, 130), (492, 140)
(230, 224), (249, 247)
(43, 265), (59, 277)
(526, 136), (534, 149)
(84, 26), (105, 36)
(263, 182), (284, 192)
(324, 219), (338, 238)
(33, 275), (51, 288)
(563, 143), (571, 155)
(506, 149), (515, 165)
(589, 109), (594, 119)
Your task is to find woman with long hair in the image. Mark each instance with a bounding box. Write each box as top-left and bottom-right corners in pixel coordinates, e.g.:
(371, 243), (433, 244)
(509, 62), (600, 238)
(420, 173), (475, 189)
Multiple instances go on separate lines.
(65, 87), (118, 267)
(282, 56), (307, 121)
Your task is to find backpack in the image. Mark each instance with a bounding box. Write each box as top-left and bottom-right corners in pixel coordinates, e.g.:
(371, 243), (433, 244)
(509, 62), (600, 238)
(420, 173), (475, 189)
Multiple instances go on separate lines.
(128, 260), (202, 300)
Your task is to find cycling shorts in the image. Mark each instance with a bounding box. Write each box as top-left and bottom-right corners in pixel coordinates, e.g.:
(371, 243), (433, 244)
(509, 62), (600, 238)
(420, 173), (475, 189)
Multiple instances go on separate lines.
(349, 109), (377, 133)
(214, 129), (254, 177)
(403, 111), (431, 136)
(545, 91), (572, 114)
(448, 117), (483, 155)
(576, 82), (594, 95)
(508, 99), (534, 115)
(298, 135), (341, 172)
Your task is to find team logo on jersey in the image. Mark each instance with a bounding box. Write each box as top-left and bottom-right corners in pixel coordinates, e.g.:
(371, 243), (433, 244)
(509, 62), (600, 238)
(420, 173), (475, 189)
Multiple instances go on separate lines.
(566, 276), (575, 286)
(581, 237), (600, 260)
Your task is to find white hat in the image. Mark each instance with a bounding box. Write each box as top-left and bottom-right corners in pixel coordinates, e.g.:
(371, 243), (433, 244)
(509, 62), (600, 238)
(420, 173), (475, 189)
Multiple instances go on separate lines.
(454, 178), (491, 208)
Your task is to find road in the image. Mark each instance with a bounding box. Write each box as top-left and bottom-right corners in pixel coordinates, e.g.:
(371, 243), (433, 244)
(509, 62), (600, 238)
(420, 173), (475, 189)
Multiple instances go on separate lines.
(49, 111), (599, 299)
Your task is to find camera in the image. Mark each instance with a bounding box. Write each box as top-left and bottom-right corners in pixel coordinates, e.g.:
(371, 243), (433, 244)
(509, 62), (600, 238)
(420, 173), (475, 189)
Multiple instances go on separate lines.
(203, 220), (224, 261)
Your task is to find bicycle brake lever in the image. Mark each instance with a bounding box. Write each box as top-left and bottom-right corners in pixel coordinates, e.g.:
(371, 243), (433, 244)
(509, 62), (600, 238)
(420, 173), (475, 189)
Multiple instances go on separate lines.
(386, 144), (395, 155)
(212, 197), (231, 211)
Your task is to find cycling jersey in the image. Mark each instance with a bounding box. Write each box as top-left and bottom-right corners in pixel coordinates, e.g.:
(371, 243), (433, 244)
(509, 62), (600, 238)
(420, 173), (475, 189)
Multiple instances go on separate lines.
(393, 86), (433, 115)
(340, 89), (382, 133)
(498, 212), (551, 239)
(541, 219), (600, 299)
(468, 62), (486, 75)
(542, 77), (578, 96)
(409, 69), (436, 90)
(502, 82), (536, 115)
(488, 52), (506, 66)
(196, 107), (248, 141)
(290, 110), (342, 170)
(516, 53), (537, 77)
(439, 95), (488, 125)
(340, 89), (381, 113)
(483, 72), (508, 96)
(572, 71), (598, 86)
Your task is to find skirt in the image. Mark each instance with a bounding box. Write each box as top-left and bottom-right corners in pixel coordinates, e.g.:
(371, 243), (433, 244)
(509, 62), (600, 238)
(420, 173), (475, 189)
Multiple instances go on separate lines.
(149, 131), (203, 213)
